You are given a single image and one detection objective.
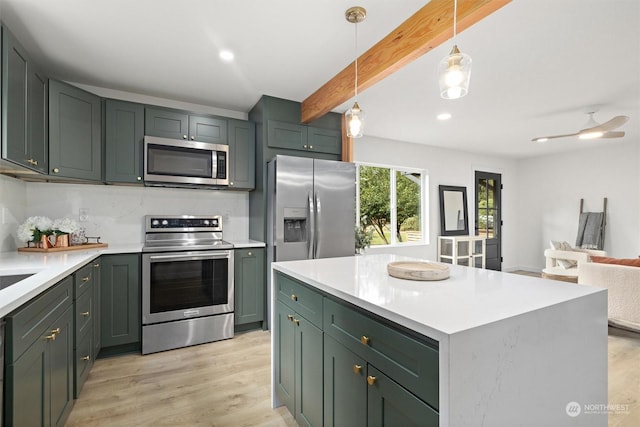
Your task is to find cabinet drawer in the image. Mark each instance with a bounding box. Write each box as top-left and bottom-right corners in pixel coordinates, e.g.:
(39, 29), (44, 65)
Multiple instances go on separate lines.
(323, 298), (439, 409)
(74, 327), (94, 397)
(5, 276), (73, 363)
(75, 285), (93, 337)
(74, 263), (93, 297)
(276, 273), (323, 327)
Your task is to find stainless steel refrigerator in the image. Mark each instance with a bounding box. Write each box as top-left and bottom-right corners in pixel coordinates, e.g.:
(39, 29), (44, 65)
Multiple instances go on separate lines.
(267, 155), (356, 263)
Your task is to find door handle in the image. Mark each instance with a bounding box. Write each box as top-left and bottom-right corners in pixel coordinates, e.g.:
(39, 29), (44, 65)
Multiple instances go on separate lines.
(314, 192), (320, 258)
(308, 192), (315, 259)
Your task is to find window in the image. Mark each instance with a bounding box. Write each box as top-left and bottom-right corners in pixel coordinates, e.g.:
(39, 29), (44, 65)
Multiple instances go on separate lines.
(356, 163), (428, 246)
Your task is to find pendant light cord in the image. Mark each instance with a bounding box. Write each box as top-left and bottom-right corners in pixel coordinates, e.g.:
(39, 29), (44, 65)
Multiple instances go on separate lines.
(354, 20), (359, 99)
(453, 0), (458, 40)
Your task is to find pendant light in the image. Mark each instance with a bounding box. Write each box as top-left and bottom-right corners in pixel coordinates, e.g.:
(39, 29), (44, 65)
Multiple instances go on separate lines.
(345, 6), (366, 138)
(438, 0), (472, 99)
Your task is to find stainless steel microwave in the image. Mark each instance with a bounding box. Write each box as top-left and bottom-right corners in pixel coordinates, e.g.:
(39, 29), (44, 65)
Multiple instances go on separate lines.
(143, 136), (229, 187)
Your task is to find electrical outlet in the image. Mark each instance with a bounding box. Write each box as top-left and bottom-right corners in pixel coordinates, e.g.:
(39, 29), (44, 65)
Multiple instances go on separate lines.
(79, 208), (89, 222)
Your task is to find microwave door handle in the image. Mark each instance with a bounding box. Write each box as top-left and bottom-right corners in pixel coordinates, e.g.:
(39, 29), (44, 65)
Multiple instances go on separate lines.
(212, 151), (218, 180)
(308, 192), (315, 260)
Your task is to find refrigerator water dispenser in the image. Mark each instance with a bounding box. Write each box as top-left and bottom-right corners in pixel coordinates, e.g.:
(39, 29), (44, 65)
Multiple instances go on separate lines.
(283, 208), (307, 242)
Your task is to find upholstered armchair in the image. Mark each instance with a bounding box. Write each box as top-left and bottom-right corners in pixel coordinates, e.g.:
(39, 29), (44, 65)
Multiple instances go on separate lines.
(542, 247), (606, 282)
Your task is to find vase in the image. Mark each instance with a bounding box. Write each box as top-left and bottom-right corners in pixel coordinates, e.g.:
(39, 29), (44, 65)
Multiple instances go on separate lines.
(40, 235), (54, 249)
(55, 234), (69, 247)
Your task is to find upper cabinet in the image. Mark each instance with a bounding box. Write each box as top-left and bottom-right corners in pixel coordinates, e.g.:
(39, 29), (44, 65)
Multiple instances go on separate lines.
(267, 120), (341, 155)
(145, 107), (227, 144)
(228, 118), (255, 190)
(49, 80), (102, 180)
(104, 99), (144, 184)
(1, 25), (48, 173)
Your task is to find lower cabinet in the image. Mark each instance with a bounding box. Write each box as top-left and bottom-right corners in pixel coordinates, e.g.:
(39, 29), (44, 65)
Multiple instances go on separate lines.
(234, 247), (265, 327)
(100, 253), (141, 351)
(4, 276), (75, 427)
(73, 261), (100, 397)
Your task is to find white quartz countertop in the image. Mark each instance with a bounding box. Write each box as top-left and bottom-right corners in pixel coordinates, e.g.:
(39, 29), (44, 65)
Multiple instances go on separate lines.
(228, 239), (265, 248)
(272, 253), (606, 340)
(0, 244), (142, 318)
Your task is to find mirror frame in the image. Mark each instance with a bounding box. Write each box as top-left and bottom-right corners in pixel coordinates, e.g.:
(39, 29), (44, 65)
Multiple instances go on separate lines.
(438, 185), (469, 236)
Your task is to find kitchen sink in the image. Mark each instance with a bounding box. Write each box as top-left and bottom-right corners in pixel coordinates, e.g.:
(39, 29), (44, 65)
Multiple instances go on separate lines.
(0, 274), (34, 291)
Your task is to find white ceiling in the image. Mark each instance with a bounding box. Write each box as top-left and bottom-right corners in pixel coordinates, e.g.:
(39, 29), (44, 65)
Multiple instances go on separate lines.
(1, 0), (638, 160)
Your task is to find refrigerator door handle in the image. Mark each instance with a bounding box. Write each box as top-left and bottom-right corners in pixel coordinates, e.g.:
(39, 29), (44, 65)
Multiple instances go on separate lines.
(308, 192), (315, 259)
(314, 192), (320, 259)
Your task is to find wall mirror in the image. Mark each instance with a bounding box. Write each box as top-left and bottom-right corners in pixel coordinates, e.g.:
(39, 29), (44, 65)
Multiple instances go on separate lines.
(439, 185), (469, 236)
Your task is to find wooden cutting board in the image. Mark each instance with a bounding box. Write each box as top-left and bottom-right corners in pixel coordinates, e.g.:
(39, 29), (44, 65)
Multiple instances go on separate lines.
(387, 261), (450, 281)
(18, 243), (108, 253)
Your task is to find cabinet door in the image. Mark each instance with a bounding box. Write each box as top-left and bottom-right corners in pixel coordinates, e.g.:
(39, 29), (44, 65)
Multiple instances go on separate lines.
(49, 79), (102, 180)
(6, 337), (47, 426)
(92, 260), (102, 355)
(367, 366), (438, 427)
(267, 120), (307, 150)
(228, 118), (255, 190)
(189, 115), (227, 144)
(105, 99), (144, 183)
(295, 313), (323, 427)
(275, 300), (296, 414)
(234, 248), (265, 325)
(49, 306), (74, 427)
(1, 26), (28, 168)
(145, 107), (189, 140)
(324, 335), (367, 427)
(308, 126), (341, 155)
(100, 254), (141, 348)
(27, 65), (48, 173)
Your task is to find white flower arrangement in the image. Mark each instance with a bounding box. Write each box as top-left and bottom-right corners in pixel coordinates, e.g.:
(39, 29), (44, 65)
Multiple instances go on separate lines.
(16, 216), (81, 243)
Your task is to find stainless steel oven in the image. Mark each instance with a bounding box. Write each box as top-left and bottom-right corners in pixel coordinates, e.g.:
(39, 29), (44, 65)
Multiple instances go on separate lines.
(141, 215), (234, 354)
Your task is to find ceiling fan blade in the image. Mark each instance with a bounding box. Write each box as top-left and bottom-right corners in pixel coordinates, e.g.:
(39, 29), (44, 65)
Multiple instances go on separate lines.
(582, 115), (629, 133)
(531, 132), (579, 142)
(600, 131), (625, 139)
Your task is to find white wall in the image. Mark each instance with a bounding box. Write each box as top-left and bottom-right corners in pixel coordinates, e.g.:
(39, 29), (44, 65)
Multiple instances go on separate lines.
(24, 183), (249, 246)
(354, 136), (520, 271)
(517, 139), (640, 270)
(0, 174), (27, 252)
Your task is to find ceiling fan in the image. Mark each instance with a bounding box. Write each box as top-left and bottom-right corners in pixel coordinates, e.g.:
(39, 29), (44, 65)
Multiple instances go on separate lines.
(531, 112), (629, 142)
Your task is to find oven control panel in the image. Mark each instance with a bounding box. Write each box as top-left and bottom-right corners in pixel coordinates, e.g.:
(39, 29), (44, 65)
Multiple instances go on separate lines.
(145, 215), (222, 232)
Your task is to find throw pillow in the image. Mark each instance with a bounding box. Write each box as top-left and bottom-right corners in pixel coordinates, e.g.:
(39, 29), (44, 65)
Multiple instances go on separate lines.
(549, 240), (577, 269)
(589, 256), (640, 268)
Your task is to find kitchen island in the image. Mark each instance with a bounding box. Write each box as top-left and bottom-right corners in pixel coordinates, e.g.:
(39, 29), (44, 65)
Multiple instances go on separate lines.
(271, 253), (607, 427)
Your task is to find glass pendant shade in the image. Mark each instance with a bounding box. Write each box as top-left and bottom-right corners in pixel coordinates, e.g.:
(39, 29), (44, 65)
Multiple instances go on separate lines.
(438, 45), (472, 99)
(346, 101), (365, 138)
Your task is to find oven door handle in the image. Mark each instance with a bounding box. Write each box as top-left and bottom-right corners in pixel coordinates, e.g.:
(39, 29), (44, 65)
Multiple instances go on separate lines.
(148, 252), (230, 261)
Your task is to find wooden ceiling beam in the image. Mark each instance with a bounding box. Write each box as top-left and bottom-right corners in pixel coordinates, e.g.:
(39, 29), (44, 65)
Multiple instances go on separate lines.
(301, 0), (511, 124)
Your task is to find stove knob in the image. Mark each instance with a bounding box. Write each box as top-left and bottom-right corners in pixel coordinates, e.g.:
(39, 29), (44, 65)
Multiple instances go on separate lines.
(162, 220), (169, 226)
(151, 220), (159, 226)
(204, 220), (210, 225)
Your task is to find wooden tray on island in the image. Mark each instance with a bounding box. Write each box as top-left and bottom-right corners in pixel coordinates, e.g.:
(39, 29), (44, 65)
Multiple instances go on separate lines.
(18, 243), (108, 253)
(387, 261), (450, 281)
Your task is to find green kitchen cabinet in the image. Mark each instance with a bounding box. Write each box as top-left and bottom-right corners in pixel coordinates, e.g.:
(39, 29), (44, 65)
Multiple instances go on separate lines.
(234, 247), (265, 326)
(145, 106), (227, 144)
(274, 274), (324, 427)
(4, 276), (75, 427)
(92, 260), (102, 357)
(100, 253), (141, 353)
(104, 99), (145, 183)
(228, 118), (255, 190)
(49, 79), (102, 180)
(267, 120), (341, 155)
(1, 24), (48, 173)
(307, 126), (341, 155)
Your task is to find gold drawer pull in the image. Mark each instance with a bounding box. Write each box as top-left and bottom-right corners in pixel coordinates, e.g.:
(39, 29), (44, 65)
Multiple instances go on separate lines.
(82, 276), (90, 283)
(287, 314), (294, 321)
(360, 336), (370, 346)
(293, 318), (300, 326)
(93, 263), (100, 268)
(45, 327), (61, 341)
(82, 355), (91, 361)
(352, 364), (362, 374)
(248, 251), (252, 256)
(367, 375), (376, 386)
(290, 294), (298, 301)
(81, 311), (90, 317)
(51, 327), (61, 334)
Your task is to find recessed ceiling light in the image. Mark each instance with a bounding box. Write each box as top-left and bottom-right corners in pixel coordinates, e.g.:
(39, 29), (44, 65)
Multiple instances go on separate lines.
(437, 113), (452, 121)
(219, 50), (234, 62)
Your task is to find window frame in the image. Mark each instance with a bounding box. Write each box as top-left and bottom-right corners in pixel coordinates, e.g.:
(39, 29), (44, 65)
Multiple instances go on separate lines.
(355, 162), (429, 247)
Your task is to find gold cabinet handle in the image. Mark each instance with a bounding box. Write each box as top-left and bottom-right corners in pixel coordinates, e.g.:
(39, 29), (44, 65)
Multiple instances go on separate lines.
(287, 314), (294, 322)
(81, 311), (90, 317)
(82, 355), (91, 361)
(230, 182), (234, 186)
(51, 327), (61, 334)
(293, 318), (300, 326)
(52, 167), (60, 173)
(247, 251), (252, 256)
(93, 263), (100, 268)
(190, 136), (195, 140)
(352, 364), (362, 374)
(82, 276), (90, 283)
(45, 327), (61, 341)
(303, 144), (308, 149)
(309, 145), (313, 149)
(360, 336), (370, 346)
(183, 135), (188, 139)
(367, 375), (376, 386)
(291, 294), (298, 301)
(137, 176), (142, 181)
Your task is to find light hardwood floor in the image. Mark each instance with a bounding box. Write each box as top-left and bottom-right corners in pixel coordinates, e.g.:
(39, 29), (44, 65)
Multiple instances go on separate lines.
(66, 327), (640, 427)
